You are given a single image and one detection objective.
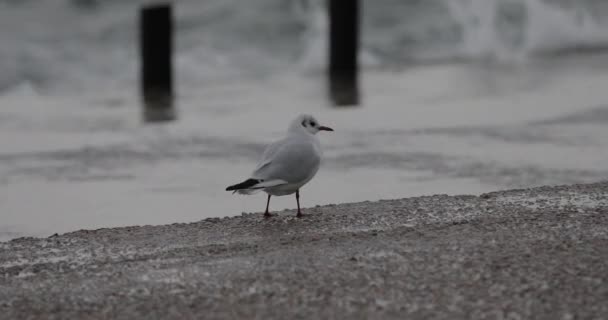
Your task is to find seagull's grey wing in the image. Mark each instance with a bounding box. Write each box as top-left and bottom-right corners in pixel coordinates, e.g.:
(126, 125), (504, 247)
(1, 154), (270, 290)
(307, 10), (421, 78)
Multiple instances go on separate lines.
(252, 138), (320, 184)
(252, 139), (285, 174)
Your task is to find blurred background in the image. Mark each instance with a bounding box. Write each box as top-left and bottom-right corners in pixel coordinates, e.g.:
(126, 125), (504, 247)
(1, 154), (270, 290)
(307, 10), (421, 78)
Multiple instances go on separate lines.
(1, 0), (608, 240)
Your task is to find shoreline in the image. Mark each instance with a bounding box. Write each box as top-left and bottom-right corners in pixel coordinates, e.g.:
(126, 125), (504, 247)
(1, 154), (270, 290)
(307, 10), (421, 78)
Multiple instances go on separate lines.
(1, 182), (607, 319)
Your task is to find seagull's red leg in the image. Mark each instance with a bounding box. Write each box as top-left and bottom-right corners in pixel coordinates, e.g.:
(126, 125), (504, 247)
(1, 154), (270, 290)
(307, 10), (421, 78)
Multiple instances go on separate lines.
(264, 194), (272, 218)
(296, 190), (302, 218)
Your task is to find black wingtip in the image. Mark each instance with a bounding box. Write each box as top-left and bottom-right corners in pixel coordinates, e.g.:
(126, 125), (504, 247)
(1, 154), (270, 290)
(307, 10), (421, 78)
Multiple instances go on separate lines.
(226, 179), (261, 191)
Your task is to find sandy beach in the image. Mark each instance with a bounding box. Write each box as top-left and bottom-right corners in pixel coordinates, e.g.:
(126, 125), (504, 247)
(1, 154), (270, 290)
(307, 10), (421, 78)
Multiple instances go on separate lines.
(1, 181), (607, 319)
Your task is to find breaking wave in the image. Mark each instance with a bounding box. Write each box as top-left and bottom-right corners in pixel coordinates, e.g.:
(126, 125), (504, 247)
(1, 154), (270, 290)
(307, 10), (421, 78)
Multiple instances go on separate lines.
(1, 0), (608, 93)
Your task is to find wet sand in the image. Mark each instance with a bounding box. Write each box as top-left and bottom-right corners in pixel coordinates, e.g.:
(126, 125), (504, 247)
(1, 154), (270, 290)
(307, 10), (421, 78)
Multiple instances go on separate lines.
(1, 182), (607, 319)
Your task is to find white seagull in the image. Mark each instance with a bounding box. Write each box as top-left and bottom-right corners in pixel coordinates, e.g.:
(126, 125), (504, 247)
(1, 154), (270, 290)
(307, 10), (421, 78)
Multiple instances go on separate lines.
(226, 114), (333, 217)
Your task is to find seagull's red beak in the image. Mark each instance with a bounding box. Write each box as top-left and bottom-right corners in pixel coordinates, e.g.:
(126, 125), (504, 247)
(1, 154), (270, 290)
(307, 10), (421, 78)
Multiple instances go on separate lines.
(318, 126), (334, 132)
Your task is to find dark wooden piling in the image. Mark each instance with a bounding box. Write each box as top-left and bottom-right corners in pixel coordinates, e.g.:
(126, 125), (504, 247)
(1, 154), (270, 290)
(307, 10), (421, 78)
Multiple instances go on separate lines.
(328, 0), (360, 106)
(140, 4), (176, 122)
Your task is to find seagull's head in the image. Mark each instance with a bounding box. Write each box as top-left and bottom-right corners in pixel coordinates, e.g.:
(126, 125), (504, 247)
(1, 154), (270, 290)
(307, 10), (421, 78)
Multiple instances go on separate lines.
(289, 114), (334, 135)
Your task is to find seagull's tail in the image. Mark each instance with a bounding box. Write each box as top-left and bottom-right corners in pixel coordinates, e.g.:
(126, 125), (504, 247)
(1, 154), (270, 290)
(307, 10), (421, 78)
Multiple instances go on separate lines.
(225, 178), (287, 195)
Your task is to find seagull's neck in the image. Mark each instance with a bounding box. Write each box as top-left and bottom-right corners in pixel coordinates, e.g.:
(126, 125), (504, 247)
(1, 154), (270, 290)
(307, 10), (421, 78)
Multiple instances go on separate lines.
(287, 128), (316, 140)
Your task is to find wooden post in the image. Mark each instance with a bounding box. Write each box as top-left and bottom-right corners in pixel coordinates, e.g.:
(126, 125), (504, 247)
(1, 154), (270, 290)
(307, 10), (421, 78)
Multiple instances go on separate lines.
(140, 4), (176, 122)
(328, 0), (359, 106)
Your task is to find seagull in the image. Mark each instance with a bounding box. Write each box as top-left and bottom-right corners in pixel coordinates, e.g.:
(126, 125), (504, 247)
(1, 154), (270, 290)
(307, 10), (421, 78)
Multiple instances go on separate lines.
(226, 114), (333, 218)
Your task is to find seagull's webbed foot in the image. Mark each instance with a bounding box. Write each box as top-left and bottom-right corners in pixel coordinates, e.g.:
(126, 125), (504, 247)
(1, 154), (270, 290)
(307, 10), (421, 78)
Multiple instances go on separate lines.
(263, 194), (273, 218)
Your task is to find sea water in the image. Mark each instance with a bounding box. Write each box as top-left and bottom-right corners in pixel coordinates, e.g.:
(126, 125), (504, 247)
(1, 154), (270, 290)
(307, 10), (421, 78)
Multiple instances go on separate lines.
(1, 0), (608, 240)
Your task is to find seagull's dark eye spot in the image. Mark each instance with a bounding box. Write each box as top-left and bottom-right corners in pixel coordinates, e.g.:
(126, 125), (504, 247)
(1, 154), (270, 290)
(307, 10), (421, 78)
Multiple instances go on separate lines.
(310, 121), (316, 127)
